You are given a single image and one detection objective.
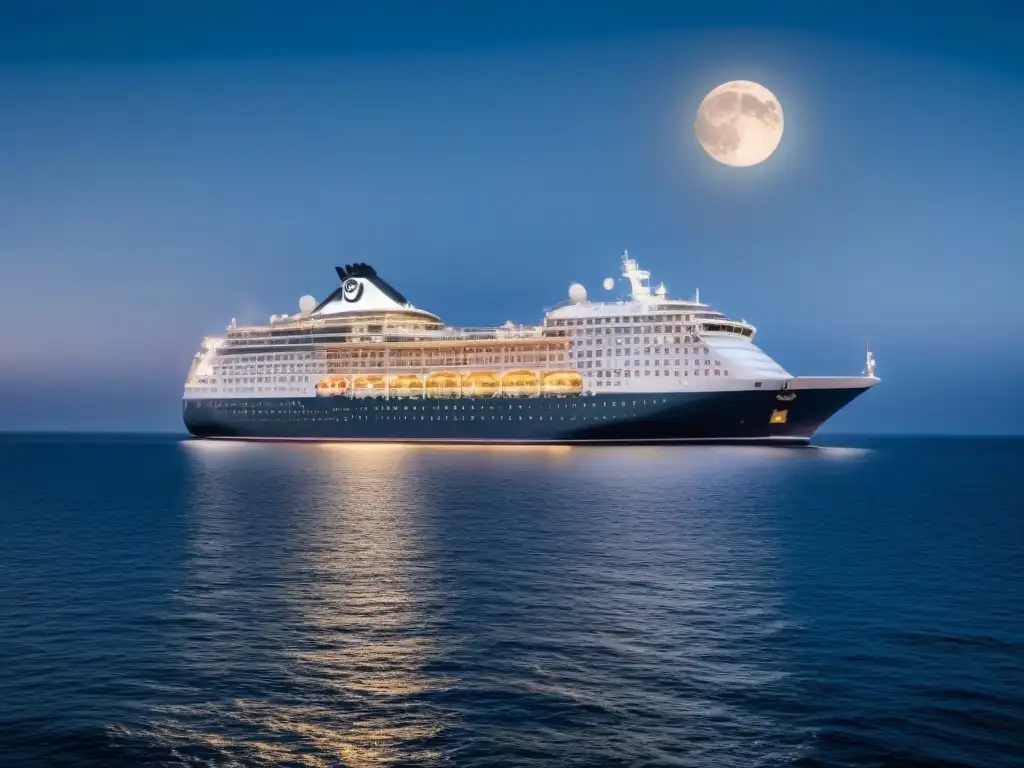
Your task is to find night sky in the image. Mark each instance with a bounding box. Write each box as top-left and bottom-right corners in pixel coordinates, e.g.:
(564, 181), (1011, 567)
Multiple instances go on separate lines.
(1, 1), (1021, 433)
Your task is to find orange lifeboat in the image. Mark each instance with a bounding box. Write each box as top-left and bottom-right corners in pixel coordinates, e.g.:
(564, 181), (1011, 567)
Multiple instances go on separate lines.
(389, 374), (424, 393)
(352, 374), (387, 393)
(425, 371), (461, 397)
(542, 370), (583, 395)
(315, 375), (350, 396)
(461, 371), (500, 397)
(501, 369), (540, 395)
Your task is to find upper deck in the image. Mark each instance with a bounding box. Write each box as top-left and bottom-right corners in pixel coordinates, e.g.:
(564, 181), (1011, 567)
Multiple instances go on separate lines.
(221, 259), (571, 354)
(186, 251), (806, 400)
(223, 314), (565, 352)
(542, 251), (756, 342)
(220, 251), (755, 353)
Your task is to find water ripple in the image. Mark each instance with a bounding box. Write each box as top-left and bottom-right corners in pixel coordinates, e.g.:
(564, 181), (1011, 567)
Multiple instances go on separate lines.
(0, 434), (1021, 766)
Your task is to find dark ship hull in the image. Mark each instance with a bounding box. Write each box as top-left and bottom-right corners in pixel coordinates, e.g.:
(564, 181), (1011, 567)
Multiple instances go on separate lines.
(183, 381), (871, 445)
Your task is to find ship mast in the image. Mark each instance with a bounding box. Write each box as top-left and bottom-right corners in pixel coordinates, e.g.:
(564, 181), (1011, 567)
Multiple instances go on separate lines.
(621, 250), (651, 300)
(863, 341), (877, 378)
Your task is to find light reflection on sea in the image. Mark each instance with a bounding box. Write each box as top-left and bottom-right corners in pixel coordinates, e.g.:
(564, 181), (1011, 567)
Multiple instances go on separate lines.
(1, 434), (1021, 767)
(137, 440), (819, 767)
(144, 443), (452, 766)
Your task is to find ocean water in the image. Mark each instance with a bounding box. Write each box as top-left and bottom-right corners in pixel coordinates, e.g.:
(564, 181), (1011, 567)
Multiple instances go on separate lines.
(0, 434), (1021, 768)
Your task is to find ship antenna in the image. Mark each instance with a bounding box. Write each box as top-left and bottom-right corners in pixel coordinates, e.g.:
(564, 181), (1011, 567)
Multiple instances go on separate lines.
(863, 339), (877, 378)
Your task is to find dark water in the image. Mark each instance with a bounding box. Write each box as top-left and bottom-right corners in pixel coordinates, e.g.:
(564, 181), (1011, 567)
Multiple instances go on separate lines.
(0, 434), (1022, 768)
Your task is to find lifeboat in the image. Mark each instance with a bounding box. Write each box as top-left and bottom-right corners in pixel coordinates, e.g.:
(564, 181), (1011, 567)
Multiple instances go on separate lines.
(501, 369), (540, 395)
(389, 374), (424, 394)
(425, 371), (461, 397)
(461, 371), (500, 397)
(542, 370), (583, 395)
(315, 375), (349, 396)
(352, 374), (387, 393)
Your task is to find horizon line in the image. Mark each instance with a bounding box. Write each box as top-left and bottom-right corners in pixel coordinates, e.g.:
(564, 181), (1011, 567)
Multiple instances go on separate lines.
(1, 429), (1022, 439)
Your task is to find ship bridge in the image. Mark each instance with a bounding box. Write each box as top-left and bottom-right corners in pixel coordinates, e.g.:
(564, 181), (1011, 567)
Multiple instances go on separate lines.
(544, 251), (755, 338)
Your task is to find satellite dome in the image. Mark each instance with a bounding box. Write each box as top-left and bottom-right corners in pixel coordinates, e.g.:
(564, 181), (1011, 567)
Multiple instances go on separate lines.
(568, 283), (587, 304)
(602, 277), (614, 291)
(298, 294), (317, 315)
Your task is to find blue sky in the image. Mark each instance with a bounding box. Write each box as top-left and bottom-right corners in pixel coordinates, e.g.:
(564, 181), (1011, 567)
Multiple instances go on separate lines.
(1, 1), (1022, 433)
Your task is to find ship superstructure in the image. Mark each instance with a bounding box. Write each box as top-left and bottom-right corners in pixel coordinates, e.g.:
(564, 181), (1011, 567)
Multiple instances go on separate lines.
(183, 252), (878, 443)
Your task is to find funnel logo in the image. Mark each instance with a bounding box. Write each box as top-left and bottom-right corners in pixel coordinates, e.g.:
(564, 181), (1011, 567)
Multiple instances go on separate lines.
(342, 278), (364, 303)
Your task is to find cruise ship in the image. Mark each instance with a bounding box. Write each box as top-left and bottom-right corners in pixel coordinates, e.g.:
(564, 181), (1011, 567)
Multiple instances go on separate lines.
(183, 252), (878, 444)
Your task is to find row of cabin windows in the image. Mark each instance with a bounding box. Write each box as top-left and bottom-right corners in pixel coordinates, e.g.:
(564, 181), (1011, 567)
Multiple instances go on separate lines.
(573, 336), (694, 346)
(221, 375), (312, 385)
(217, 363), (319, 375)
(576, 325), (693, 337)
(332, 345), (552, 358)
(193, 400), (682, 421)
(196, 398), (668, 410)
(208, 412), (635, 423)
(572, 346), (711, 357)
(553, 318), (751, 338)
(217, 386), (310, 394)
(581, 366), (725, 377)
(224, 352), (313, 363)
(575, 351), (719, 366)
(323, 355), (566, 367)
(549, 315), (692, 326)
(218, 349), (571, 374)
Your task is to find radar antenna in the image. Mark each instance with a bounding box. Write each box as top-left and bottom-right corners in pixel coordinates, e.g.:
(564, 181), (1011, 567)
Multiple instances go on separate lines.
(621, 249), (651, 299)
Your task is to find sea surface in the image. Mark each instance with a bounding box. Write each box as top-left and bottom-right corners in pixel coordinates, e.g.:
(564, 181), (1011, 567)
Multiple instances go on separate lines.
(0, 434), (1021, 768)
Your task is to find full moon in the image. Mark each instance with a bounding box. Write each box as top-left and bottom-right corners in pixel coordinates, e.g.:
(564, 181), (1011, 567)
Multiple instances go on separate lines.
(694, 80), (784, 167)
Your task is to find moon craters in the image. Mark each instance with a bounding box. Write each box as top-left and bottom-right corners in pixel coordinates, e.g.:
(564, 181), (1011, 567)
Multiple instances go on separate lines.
(694, 80), (784, 167)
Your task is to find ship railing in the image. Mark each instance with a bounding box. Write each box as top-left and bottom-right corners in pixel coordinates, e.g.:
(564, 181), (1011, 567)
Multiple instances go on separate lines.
(543, 298), (633, 313)
(429, 327), (547, 340)
(222, 326), (555, 346)
(227, 317), (547, 336)
(544, 299), (722, 316)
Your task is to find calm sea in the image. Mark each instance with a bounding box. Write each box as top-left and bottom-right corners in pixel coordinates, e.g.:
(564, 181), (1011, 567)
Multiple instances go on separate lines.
(0, 434), (1021, 768)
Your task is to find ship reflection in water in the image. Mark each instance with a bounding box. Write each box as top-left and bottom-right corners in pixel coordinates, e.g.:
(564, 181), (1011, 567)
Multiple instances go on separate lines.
(159, 441), (459, 766)
(145, 439), (836, 767)
(4, 435), (1019, 768)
